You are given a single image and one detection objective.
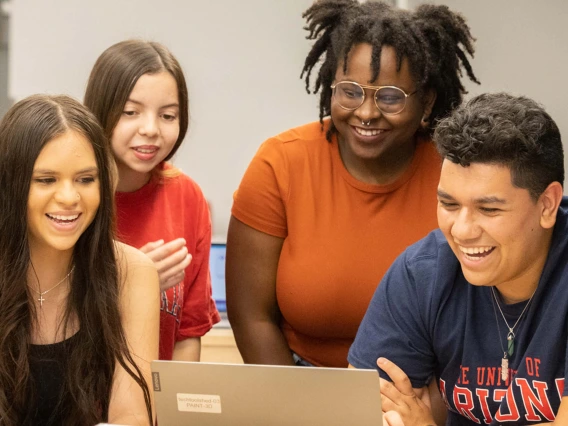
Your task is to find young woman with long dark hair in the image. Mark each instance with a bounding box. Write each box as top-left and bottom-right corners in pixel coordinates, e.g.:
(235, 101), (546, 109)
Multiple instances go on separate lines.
(0, 94), (159, 425)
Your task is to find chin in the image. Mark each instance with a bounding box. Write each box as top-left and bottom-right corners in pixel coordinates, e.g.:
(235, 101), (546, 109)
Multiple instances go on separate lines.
(45, 235), (84, 252)
(461, 271), (494, 287)
(349, 145), (384, 161)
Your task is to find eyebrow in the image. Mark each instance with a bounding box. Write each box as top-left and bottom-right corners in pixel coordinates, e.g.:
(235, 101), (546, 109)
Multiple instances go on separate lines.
(437, 189), (455, 200)
(125, 98), (179, 109)
(33, 167), (99, 175)
(340, 79), (412, 92)
(437, 189), (507, 204)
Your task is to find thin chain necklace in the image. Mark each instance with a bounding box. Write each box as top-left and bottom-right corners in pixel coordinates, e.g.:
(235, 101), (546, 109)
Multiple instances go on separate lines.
(28, 266), (75, 308)
(490, 286), (536, 382)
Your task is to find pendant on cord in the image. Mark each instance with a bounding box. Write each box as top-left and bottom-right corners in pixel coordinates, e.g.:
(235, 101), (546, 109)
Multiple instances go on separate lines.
(507, 331), (515, 357)
(501, 353), (509, 381)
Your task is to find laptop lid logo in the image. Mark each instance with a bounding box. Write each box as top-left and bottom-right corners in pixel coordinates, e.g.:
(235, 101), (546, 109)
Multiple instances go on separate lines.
(152, 372), (161, 392)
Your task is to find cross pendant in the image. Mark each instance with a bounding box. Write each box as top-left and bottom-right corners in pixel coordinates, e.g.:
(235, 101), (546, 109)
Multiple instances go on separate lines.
(38, 294), (45, 307)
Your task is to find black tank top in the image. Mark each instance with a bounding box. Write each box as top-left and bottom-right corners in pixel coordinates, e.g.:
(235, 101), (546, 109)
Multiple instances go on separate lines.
(28, 333), (79, 425)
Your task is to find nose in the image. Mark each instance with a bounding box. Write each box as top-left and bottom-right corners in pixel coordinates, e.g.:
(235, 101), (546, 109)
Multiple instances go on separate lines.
(54, 182), (79, 205)
(451, 208), (481, 241)
(355, 92), (382, 123)
(138, 114), (159, 137)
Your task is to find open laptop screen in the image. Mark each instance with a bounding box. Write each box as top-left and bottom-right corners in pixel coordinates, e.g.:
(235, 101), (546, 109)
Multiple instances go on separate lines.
(209, 243), (226, 312)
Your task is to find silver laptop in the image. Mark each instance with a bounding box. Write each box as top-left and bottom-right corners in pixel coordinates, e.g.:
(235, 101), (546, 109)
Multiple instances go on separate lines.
(151, 361), (382, 426)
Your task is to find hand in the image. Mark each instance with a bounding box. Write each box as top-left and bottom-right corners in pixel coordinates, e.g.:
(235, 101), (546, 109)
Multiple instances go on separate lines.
(378, 357), (436, 426)
(383, 411), (405, 426)
(139, 238), (192, 292)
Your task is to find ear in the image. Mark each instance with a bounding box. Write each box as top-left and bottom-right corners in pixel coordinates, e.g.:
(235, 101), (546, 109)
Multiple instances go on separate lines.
(539, 181), (563, 229)
(421, 89), (437, 121)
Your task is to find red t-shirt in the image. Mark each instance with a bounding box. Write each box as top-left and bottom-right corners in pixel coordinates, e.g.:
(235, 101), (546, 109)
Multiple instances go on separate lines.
(232, 120), (441, 367)
(116, 166), (220, 360)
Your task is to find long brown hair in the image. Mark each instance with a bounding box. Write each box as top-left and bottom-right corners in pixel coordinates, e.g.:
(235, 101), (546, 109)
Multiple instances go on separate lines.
(84, 39), (189, 165)
(0, 94), (153, 425)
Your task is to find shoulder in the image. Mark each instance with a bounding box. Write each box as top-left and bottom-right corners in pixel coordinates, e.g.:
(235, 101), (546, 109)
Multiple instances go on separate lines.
(389, 229), (459, 293)
(257, 120), (331, 159)
(402, 229), (452, 267)
(115, 241), (159, 293)
(546, 196), (568, 268)
(161, 166), (206, 197)
(273, 120), (330, 143)
(554, 196), (568, 237)
(158, 168), (209, 213)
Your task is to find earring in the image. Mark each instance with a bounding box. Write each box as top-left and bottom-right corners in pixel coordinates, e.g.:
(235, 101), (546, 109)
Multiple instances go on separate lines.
(362, 120), (371, 126)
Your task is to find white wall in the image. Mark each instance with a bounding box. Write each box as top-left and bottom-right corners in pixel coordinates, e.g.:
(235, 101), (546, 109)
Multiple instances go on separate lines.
(9, 0), (316, 237)
(0, 5), (9, 117)
(404, 0), (568, 184)
(9, 0), (568, 236)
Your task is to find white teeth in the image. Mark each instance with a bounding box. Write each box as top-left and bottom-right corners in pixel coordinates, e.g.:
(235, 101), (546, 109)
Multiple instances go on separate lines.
(47, 214), (79, 221)
(135, 147), (157, 154)
(459, 245), (494, 255)
(354, 127), (384, 136)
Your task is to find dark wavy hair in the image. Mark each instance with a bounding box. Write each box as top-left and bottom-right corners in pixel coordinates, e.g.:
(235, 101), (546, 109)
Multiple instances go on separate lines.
(84, 39), (188, 163)
(434, 92), (564, 200)
(0, 94), (152, 425)
(300, 0), (479, 141)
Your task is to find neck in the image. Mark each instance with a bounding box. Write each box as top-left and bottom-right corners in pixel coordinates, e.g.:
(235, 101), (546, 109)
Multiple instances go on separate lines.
(28, 246), (77, 344)
(28, 247), (73, 294)
(337, 135), (416, 185)
(116, 163), (152, 192)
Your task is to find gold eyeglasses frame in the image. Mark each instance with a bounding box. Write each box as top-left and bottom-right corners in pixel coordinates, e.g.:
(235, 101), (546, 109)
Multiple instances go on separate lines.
(330, 81), (418, 115)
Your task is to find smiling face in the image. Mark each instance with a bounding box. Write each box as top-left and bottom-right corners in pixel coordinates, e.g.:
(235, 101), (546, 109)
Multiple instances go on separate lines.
(437, 160), (555, 302)
(27, 130), (100, 257)
(111, 71), (180, 192)
(331, 43), (435, 183)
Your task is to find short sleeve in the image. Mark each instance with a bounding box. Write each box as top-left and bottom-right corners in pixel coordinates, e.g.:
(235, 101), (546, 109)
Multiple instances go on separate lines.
(348, 244), (438, 389)
(232, 139), (289, 238)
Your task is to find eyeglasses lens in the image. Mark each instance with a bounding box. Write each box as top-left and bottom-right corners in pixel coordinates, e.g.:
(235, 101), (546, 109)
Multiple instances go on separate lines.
(376, 87), (406, 114)
(334, 82), (407, 114)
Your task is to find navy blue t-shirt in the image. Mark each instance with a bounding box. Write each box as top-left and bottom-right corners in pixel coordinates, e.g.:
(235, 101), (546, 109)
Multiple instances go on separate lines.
(349, 198), (568, 425)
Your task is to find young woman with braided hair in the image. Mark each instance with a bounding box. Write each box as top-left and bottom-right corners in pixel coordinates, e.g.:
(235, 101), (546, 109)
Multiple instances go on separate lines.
(227, 0), (479, 368)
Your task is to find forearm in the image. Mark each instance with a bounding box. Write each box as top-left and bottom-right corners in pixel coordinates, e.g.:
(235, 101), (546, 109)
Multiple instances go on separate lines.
(231, 318), (294, 365)
(173, 337), (201, 361)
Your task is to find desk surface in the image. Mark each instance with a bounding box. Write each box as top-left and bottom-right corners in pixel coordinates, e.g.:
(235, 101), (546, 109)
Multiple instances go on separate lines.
(201, 327), (243, 364)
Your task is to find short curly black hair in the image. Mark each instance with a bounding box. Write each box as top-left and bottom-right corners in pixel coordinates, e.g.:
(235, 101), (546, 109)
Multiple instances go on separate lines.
(301, 0), (479, 141)
(434, 92), (564, 200)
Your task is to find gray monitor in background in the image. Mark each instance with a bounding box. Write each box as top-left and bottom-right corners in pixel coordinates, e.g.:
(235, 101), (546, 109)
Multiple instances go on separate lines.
(210, 242), (226, 313)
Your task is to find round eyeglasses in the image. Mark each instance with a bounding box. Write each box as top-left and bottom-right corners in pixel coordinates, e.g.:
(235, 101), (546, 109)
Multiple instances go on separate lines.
(330, 81), (417, 115)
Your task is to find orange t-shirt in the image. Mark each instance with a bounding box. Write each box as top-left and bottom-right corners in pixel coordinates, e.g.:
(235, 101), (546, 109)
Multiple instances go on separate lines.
(232, 120), (441, 367)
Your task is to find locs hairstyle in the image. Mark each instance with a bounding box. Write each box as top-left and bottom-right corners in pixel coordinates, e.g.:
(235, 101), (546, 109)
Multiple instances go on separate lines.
(0, 94), (152, 425)
(300, 0), (480, 141)
(435, 92), (564, 201)
(84, 39), (189, 162)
